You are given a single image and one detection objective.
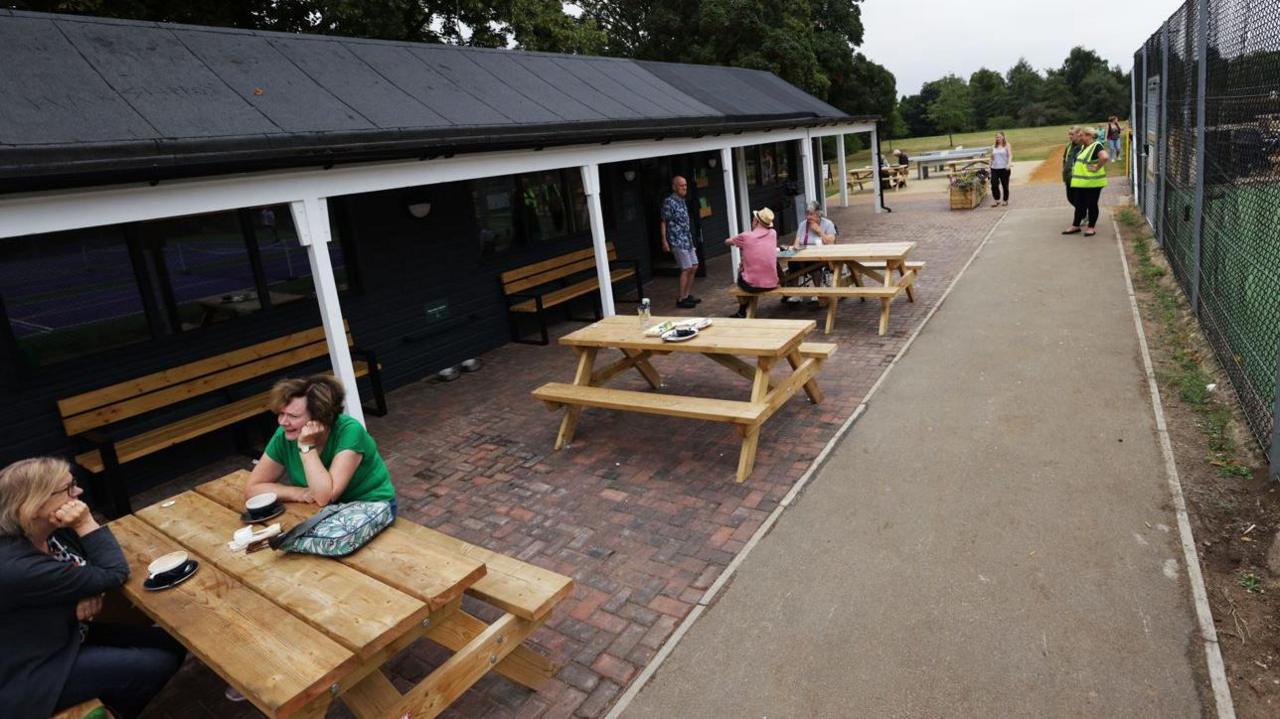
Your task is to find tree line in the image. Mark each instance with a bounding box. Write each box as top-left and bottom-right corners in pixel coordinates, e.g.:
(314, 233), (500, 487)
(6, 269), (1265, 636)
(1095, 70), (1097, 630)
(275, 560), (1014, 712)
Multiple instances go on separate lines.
(897, 47), (1130, 143)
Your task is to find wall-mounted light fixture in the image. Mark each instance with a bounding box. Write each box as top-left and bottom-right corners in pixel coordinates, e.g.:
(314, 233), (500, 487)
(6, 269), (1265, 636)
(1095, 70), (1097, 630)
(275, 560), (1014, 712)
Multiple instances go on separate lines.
(407, 202), (432, 219)
(623, 170), (637, 182)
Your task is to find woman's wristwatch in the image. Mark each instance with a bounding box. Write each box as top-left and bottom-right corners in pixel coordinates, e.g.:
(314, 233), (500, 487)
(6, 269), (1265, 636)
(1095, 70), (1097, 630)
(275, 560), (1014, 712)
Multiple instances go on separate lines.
(299, 444), (315, 454)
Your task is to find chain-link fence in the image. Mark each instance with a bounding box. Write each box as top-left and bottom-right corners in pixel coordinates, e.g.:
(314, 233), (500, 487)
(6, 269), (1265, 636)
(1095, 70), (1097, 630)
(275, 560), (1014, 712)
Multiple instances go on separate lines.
(1133, 0), (1280, 479)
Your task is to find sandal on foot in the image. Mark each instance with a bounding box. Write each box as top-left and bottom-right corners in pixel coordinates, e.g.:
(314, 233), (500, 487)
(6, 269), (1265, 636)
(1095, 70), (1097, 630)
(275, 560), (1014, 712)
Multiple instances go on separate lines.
(1061, 228), (1082, 235)
(1083, 230), (1096, 236)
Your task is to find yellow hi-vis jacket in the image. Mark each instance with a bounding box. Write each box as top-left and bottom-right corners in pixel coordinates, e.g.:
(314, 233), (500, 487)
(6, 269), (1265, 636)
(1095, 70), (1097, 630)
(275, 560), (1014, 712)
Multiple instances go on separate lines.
(1070, 141), (1108, 189)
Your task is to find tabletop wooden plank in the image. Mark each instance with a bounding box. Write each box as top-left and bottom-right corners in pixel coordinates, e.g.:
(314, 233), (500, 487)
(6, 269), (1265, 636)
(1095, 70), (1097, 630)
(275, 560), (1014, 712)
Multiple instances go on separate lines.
(191, 472), (487, 612)
(559, 316), (814, 357)
(111, 516), (355, 719)
(782, 242), (916, 262)
(136, 492), (430, 659)
(195, 472), (569, 621)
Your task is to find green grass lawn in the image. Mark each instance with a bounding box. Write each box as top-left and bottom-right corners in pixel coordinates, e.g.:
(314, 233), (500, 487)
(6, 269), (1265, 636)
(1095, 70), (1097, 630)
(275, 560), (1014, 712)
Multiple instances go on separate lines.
(844, 121), (1111, 164)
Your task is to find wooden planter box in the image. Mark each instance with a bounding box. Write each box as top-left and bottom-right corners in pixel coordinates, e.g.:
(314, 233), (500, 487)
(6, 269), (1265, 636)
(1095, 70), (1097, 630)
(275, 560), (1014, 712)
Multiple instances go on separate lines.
(949, 181), (987, 210)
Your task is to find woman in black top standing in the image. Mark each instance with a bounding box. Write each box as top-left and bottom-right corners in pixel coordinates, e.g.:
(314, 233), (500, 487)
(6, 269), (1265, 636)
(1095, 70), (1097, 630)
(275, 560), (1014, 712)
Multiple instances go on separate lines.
(0, 457), (185, 718)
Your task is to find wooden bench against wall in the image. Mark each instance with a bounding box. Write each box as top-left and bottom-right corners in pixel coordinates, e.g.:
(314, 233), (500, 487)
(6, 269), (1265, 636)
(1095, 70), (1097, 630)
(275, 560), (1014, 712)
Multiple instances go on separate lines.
(501, 243), (642, 345)
(57, 325), (386, 517)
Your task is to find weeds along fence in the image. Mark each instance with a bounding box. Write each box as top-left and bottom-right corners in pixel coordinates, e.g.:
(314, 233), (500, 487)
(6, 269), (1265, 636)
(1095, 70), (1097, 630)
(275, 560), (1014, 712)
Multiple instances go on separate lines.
(1132, 0), (1280, 480)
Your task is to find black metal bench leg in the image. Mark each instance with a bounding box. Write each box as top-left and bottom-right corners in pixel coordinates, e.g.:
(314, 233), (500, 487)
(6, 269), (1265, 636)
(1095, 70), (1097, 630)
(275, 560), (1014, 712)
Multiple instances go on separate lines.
(99, 443), (132, 518)
(363, 350), (388, 416)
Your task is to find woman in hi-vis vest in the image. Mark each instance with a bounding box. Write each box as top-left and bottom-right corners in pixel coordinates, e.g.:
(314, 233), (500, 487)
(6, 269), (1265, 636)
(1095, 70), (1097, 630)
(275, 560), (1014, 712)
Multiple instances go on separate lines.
(1064, 126), (1109, 237)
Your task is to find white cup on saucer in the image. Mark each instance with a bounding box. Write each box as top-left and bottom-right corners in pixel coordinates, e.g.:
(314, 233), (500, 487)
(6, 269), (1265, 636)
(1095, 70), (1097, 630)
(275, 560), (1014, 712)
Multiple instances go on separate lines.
(147, 550), (188, 578)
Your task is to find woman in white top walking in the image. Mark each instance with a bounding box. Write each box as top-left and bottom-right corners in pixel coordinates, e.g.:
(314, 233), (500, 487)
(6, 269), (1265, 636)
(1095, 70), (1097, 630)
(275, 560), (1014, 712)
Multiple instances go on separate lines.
(990, 131), (1012, 207)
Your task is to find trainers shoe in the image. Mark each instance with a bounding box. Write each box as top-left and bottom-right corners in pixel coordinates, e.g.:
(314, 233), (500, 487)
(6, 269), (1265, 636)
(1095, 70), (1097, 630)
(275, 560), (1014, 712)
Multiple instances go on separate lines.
(226, 686), (247, 703)
(676, 297), (697, 309)
(689, 295), (702, 304)
(729, 309), (747, 318)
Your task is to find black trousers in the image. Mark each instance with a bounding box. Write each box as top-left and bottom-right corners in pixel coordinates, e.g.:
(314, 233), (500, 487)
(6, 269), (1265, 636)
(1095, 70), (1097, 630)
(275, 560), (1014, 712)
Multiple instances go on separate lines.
(1072, 187), (1103, 228)
(991, 168), (1010, 201)
(1065, 183), (1076, 207)
(54, 623), (186, 719)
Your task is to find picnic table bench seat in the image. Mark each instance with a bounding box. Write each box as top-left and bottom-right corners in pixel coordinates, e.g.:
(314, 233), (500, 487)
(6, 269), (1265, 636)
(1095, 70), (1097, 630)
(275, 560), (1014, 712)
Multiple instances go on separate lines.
(730, 272), (918, 335)
(58, 324), (385, 518)
(502, 243), (642, 345)
(534, 383), (768, 424)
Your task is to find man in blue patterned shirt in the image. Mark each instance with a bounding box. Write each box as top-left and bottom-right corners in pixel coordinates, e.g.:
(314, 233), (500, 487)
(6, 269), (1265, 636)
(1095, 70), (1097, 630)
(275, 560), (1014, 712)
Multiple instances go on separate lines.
(660, 175), (701, 308)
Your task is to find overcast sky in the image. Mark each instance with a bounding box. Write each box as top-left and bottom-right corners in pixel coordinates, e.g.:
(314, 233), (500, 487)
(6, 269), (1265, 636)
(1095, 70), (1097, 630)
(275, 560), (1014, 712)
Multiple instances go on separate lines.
(860, 0), (1186, 97)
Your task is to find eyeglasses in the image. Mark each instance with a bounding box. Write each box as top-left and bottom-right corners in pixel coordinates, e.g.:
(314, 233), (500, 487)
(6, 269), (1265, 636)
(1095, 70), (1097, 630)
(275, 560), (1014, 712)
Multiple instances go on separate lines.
(50, 478), (77, 498)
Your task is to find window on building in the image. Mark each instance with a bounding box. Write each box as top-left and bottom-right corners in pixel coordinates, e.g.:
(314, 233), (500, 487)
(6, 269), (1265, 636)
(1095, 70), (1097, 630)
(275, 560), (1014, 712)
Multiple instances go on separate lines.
(746, 147), (760, 187)
(473, 176), (517, 258)
(253, 206), (347, 303)
(0, 226), (150, 367)
(0, 203), (353, 368)
(760, 145), (778, 185)
(517, 172), (571, 243)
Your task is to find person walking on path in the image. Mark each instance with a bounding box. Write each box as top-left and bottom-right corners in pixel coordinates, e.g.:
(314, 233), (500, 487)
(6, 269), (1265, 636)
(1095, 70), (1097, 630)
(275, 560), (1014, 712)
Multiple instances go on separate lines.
(1065, 127), (1109, 237)
(660, 175), (701, 308)
(1061, 127), (1083, 230)
(989, 132), (1012, 207)
(1107, 116), (1123, 159)
(725, 208), (779, 318)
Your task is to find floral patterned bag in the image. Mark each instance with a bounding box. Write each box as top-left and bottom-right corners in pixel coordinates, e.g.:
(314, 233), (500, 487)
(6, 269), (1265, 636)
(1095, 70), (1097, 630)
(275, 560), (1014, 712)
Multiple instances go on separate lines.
(269, 501), (393, 557)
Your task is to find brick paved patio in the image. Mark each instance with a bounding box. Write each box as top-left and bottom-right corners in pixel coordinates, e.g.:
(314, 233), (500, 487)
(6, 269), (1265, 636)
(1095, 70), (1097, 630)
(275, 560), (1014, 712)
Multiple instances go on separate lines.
(136, 187), (1066, 718)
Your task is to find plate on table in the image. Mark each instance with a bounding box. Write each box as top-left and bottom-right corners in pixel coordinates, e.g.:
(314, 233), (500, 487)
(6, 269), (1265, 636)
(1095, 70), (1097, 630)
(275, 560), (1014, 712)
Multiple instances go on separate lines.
(143, 560), (200, 592)
(661, 328), (699, 342)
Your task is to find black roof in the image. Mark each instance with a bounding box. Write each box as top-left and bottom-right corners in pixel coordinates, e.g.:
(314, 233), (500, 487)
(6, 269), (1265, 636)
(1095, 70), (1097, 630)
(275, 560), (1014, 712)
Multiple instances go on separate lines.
(0, 10), (870, 193)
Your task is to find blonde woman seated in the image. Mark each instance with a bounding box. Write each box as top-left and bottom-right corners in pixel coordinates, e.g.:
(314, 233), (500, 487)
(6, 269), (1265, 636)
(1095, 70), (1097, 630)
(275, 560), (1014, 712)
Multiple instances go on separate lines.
(0, 457), (184, 718)
(245, 375), (396, 514)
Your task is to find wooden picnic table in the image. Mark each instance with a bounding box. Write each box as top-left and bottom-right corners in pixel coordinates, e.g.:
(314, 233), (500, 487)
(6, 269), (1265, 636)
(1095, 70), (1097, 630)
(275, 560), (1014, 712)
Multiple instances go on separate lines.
(776, 242), (919, 335)
(532, 316), (835, 482)
(109, 470), (572, 719)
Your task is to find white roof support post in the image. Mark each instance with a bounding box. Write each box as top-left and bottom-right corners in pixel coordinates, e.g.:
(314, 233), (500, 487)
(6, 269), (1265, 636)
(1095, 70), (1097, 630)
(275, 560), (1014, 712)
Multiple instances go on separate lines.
(798, 134), (816, 232)
(870, 125), (883, 214)
(720, 146), (741, 280)
(290, 198), (365, 426)
(733, 146), (751, 231)
(837, 134), (849, 208)
(581, 163), (615, 317)
(815, 136), (827, 214)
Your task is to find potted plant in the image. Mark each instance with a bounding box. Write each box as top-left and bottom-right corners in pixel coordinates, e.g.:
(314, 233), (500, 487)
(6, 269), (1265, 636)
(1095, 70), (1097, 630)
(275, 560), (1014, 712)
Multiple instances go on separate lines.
(949, 167), (990, 210)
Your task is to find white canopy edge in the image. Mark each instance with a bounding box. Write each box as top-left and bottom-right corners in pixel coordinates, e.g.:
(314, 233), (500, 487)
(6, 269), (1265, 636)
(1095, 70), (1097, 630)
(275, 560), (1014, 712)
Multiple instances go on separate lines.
(0, 122), (874, 241)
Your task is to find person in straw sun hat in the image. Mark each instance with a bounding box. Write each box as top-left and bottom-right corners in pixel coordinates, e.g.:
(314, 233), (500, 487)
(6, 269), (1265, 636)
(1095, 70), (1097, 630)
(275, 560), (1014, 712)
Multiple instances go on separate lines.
(725, 207), (779, 318)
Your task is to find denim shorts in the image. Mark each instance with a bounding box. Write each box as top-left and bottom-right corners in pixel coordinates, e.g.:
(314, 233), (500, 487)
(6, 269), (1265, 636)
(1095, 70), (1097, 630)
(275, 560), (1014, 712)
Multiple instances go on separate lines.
(672, 245), (699, 269)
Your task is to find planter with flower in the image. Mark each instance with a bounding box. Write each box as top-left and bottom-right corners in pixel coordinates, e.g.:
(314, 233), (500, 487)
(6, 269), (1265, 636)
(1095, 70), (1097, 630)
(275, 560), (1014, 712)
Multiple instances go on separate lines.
(949, 167), (990, 210)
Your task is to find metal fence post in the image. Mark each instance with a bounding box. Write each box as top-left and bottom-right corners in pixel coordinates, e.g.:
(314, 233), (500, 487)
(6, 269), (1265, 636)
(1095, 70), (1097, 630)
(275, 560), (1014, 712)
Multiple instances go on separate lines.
(1158, 24), (1170, 250)
(1190, 0), (1208, 311)
(1272, 352), (1280, 480)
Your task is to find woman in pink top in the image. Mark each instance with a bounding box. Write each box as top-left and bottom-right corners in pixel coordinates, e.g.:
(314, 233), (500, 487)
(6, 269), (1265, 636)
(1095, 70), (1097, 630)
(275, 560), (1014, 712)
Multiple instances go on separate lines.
(725, 207), (779, 318)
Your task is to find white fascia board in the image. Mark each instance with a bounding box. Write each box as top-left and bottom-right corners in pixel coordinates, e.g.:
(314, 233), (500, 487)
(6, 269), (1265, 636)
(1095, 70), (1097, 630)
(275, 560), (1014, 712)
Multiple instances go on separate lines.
(0, 121), (872, 241)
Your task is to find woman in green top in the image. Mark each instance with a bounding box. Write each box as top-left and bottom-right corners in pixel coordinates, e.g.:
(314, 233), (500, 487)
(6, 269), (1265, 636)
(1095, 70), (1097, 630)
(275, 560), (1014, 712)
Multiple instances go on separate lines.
(245, 375), (396, 513)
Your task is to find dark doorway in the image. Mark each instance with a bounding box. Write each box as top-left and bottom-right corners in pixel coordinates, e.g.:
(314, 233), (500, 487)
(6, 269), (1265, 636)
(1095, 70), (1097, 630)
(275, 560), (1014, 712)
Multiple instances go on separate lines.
(636, 155), (708, 278)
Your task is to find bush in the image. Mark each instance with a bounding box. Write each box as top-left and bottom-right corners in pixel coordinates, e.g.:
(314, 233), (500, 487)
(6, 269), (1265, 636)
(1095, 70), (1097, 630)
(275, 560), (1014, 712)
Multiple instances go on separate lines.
(985, 115), (1015, 131)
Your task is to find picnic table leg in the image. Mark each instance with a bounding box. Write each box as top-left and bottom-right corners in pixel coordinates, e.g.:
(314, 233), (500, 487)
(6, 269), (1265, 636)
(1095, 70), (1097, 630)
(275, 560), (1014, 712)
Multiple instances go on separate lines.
(556, 348), (597, 449)
(894, 260), (916, 302)
(736, 425), (761, 483)
(787, 350), (824, 404)
(623, 348), (662, 390)
(878, 297), (891, 336)
(823, 296), (838, 334)
(734, 357), (773, 482)
(745, 295), (759, 319)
